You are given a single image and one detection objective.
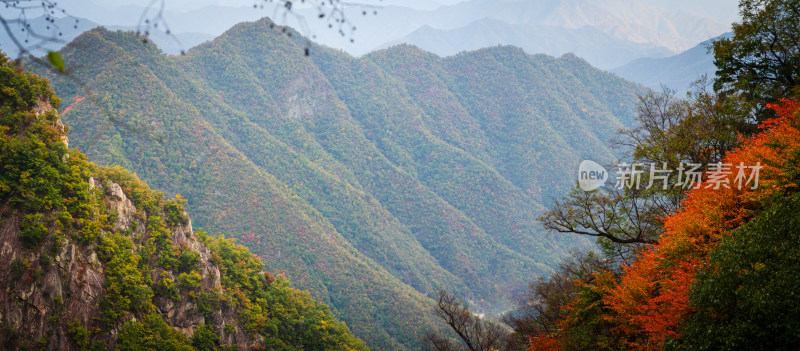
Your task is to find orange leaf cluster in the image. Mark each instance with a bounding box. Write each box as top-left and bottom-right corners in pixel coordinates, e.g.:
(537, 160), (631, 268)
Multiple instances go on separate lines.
(529, 334), (562, 351)
(576, 99), (800, 349)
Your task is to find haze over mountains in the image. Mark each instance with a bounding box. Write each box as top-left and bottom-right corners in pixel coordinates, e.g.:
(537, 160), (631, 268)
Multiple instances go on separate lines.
(30, 18), (645, 349)
(383, 19), (675, 69)
(2, 0), (735, 69)
(612, 33), (728, 94)
(374, 0), (731, 68)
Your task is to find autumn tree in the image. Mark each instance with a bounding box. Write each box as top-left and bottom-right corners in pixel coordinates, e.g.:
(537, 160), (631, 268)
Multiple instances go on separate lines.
(567, 99), (800, 349)
(673, 100), (800, 350)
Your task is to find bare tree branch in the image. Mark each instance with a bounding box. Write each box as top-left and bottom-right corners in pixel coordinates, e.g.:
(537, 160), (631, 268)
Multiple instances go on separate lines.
(425, 289), (509, 351)
(541, 185), (661, 245)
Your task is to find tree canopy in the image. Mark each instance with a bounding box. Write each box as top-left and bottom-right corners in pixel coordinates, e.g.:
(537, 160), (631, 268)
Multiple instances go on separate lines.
(713, 0), (800, 120)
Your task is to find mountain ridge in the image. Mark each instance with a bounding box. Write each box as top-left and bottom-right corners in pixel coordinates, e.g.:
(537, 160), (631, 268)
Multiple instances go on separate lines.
(32, 18), (645, 349)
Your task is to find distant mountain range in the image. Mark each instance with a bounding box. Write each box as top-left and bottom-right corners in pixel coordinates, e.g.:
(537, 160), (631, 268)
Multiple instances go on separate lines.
(309, 0), (731, 69)
(30, 19), (645, 349)
(2, 0), (731, 69)
(611, 33), (730, 94)
(377, 0), (729, 56)
(377, 18), (674, 69)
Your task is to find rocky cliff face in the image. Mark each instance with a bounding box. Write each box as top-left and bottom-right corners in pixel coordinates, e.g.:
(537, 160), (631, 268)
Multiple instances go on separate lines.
(0, 175), (261, 350)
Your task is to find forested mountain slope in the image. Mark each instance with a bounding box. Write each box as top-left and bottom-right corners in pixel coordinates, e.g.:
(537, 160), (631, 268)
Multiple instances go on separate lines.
(33, 18), (643, 349)
(0, 54), (366, 350)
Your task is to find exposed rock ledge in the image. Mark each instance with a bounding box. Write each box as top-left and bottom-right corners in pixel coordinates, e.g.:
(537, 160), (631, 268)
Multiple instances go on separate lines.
(0, 178), (259, 350)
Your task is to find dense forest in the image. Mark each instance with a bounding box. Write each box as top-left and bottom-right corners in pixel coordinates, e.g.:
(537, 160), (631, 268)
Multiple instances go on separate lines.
(0, 53), (366, 350)
(27, 16), (643, 350)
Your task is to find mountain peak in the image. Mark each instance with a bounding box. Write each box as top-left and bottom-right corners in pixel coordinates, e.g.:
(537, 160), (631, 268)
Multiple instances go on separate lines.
(368, 43), (441, 62)
(468, 44), (529, 59)
(63, 26), (165, 61)
(558, 52), (593, 66)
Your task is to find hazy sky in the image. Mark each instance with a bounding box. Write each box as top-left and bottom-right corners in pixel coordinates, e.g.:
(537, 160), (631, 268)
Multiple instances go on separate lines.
(641, 0), (740, 24)
(1, 0), (740, 58)
(78, 0), (740, 22)
(55, 0), (741, 27)
(103, 0), (467, 11)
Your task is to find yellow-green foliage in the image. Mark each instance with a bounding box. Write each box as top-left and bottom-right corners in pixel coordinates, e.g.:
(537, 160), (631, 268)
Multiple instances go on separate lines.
(199, 230), (368, 350)
(117, 314), (194, 351)
(0, 51), (367, 350)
